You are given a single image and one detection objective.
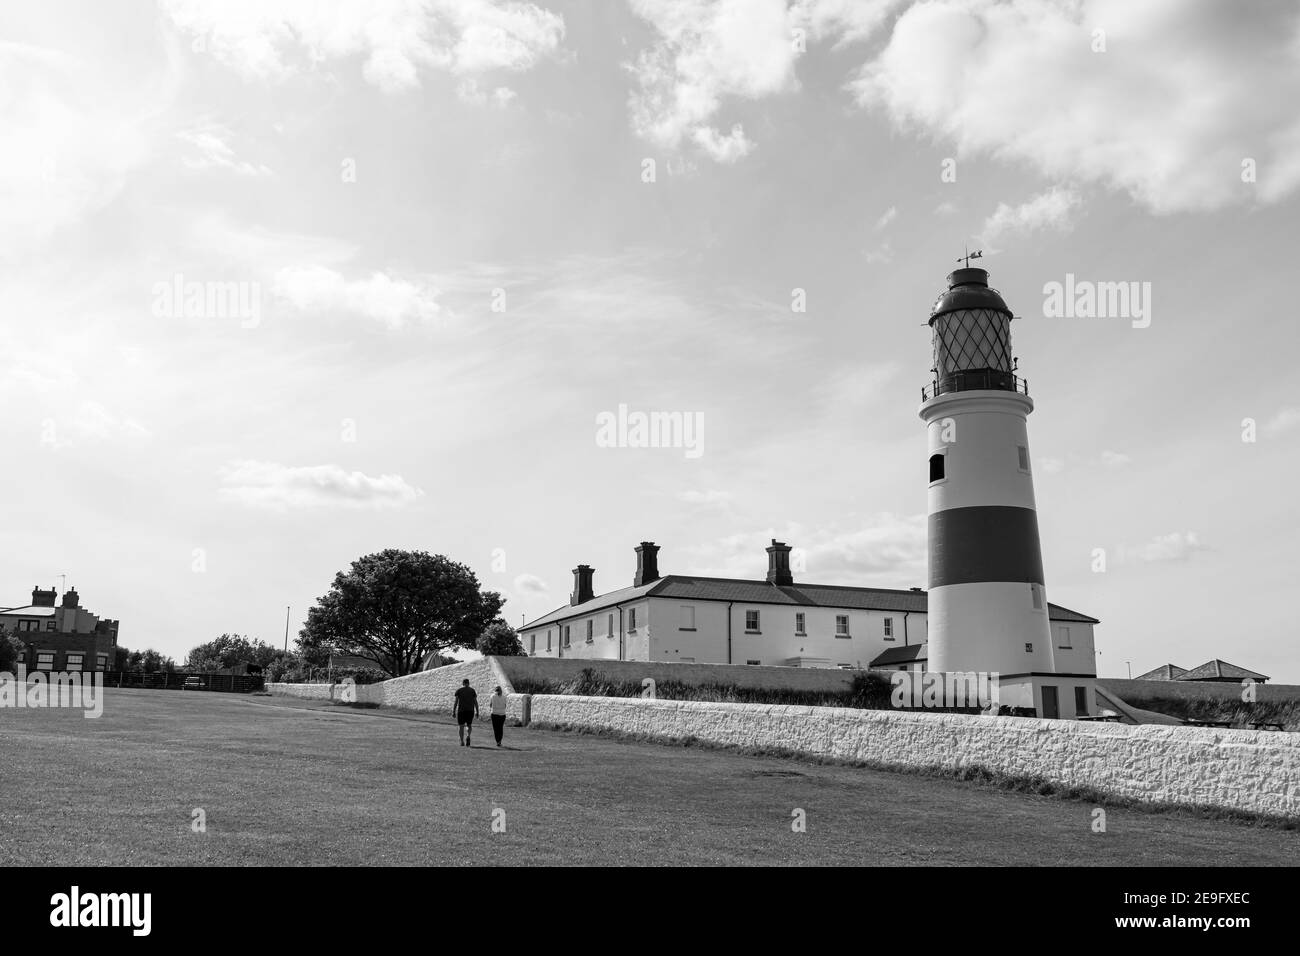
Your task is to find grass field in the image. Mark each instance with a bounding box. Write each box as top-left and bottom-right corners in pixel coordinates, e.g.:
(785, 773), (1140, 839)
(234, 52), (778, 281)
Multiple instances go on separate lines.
(1, 688), (1294, 866)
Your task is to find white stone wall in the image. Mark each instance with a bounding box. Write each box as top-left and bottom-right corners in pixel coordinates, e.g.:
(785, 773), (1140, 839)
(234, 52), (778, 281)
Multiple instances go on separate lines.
(527, 695), (1300, 819)
(353, 657), (513, 712)
(264, 682), (334, 700)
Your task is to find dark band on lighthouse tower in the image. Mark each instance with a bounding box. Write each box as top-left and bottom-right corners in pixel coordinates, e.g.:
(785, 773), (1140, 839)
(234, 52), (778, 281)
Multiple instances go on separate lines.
(920, 266), (1059, 713)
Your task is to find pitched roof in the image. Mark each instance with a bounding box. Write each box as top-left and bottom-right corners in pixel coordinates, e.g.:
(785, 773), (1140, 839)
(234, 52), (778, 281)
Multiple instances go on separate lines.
(519, 580), (664, 631)
(1134, 663), (1187, 681)
(870, 643), (929, 666)
(1176, 659), (1270, 682)
(0, 605), (56, 617)
(520, 575), (1099, 629)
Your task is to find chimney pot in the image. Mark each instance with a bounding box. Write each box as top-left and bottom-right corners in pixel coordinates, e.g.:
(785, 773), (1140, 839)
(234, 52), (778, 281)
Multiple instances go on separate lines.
(571, 565), (595, 606)
(765, 540), (794, 587)
(634, 541), (661, 587)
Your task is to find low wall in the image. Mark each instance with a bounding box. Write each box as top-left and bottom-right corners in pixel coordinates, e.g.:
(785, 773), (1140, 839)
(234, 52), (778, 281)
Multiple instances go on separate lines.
(265, 682), (334, 700)
(498, 656), (863, 692)
(351, 657), (512, 713)
(527, 695), (1300, 819)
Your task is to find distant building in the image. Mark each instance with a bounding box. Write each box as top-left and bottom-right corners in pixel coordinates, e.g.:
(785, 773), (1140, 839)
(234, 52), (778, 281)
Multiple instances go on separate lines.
(1176, 660), (1269, 684)
(0, 587), (120, 673)
(1134, 660), (1268, 683)
(519, 541), (1098, 685)
(1134, 663), (1188, 681)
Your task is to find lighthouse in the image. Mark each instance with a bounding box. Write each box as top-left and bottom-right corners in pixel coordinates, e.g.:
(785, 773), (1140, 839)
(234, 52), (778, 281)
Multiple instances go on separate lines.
(919, 265), (1094, 718)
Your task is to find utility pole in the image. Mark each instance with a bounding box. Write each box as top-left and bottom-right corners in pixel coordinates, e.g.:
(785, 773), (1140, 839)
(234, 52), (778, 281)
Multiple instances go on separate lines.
(1126, 660), (1132, 679)
(284, 606), (290, 652)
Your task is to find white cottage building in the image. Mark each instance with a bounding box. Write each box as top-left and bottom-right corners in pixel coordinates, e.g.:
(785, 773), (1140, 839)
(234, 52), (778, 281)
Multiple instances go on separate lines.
(519, 541), (1098, 692)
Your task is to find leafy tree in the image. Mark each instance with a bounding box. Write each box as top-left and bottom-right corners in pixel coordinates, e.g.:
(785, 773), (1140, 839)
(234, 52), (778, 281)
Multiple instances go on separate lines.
(476, 618), (525, 657)
(294, 626), (333, 669)
(113, 646), (130, 670)
(185, 633), (280, 671)
(301, 549), (503, 678)
(264, 651), (299, 682)
(0, 634), (25, 671)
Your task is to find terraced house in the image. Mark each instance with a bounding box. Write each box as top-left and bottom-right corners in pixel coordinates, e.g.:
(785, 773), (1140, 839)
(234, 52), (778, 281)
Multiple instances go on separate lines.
(0, 586), (120, 673)
(519, 541), (1098, 677)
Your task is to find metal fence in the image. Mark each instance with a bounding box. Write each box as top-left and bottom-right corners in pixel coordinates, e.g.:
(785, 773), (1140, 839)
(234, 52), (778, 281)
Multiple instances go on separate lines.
(102, 671), (265, 693)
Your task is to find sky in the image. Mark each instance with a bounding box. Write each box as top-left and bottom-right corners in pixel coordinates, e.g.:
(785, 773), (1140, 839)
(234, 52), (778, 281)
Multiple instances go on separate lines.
(2, 0), (1298, 680)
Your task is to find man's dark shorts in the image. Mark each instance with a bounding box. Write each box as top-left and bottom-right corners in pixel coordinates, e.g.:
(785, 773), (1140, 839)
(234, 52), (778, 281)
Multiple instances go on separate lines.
(457, 712), (474, 726)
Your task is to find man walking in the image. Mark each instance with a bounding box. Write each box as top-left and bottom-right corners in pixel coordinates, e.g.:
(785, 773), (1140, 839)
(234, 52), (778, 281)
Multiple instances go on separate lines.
(453, 678), (479, 747)
(489, 685), (508, 747)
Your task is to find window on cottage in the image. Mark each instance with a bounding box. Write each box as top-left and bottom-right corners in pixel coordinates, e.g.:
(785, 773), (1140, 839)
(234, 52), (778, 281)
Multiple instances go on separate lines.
(36, 651), (54, 668)
(44, 620), (56, 631)
(65, 654), (84, 672)
(563, 626), (571, 647)
(883, 617), (893, 638)
(794, 612), (805, 635)
(608, 613), (614, 636)
(1074, 686), (1088, 716)
(629, 608), (637, 630)
(835, 615), (850, 637)
(586, 620), (593, 642)
(1058, 626), (1071, 648)
(546, 630), (552, 651)
(680, 606), (695, 630)
(745, 610), (760, 632)
(530, 634), (536, 654)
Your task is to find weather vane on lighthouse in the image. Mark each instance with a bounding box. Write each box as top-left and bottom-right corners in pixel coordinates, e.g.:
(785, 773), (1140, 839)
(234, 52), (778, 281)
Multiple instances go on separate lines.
(957, 247), (984, 268)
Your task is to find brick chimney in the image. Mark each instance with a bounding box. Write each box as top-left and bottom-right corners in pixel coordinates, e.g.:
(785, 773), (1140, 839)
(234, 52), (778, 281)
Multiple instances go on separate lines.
(570, 565), (595, 606)
(765, 540), (794, 586)
(31, 586), (56, 607)
(634, 541), (660, 586)
(61, 588), (80, 608)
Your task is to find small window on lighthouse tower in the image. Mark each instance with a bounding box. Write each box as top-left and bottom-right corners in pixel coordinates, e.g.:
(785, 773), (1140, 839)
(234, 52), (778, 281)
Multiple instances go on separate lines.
(1030, 584), (1043, 610)
(1017, 445), (1030, 472)
(929, 453), (945, 483)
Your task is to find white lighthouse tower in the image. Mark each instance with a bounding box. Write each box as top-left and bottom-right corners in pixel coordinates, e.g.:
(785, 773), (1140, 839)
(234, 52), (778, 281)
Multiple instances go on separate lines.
(919, 263), (1094, 718)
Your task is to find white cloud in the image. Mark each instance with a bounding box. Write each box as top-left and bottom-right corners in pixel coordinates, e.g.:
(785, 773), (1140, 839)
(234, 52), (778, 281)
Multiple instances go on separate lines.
(979, 187), (1080, 251)
(1099, 450), (1130, 467)
(159, 0), (566, 93)
(72, 402), (152, 444)
(1134, 531), (1206, 564)
(626, 0), (798, 161)
(219, 460), (424, 509)
(274, 265), (443, 329)
(456, 78), (518, 107)
(863, 240), (893, 265)
(0, 39), (170, 253)
(177, 122), (272, 176)
(1038, 457), (1065, 475)
(513, 573), (549, 595)
(874, 205), (897, 230)
(1263, 407), (1300, 437)
(849, 0), (1300, 213)
(691, 123), (754, 163)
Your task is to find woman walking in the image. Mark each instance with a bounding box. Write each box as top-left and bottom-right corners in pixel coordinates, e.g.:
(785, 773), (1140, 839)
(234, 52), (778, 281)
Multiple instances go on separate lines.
(489, 685), (508, 747)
